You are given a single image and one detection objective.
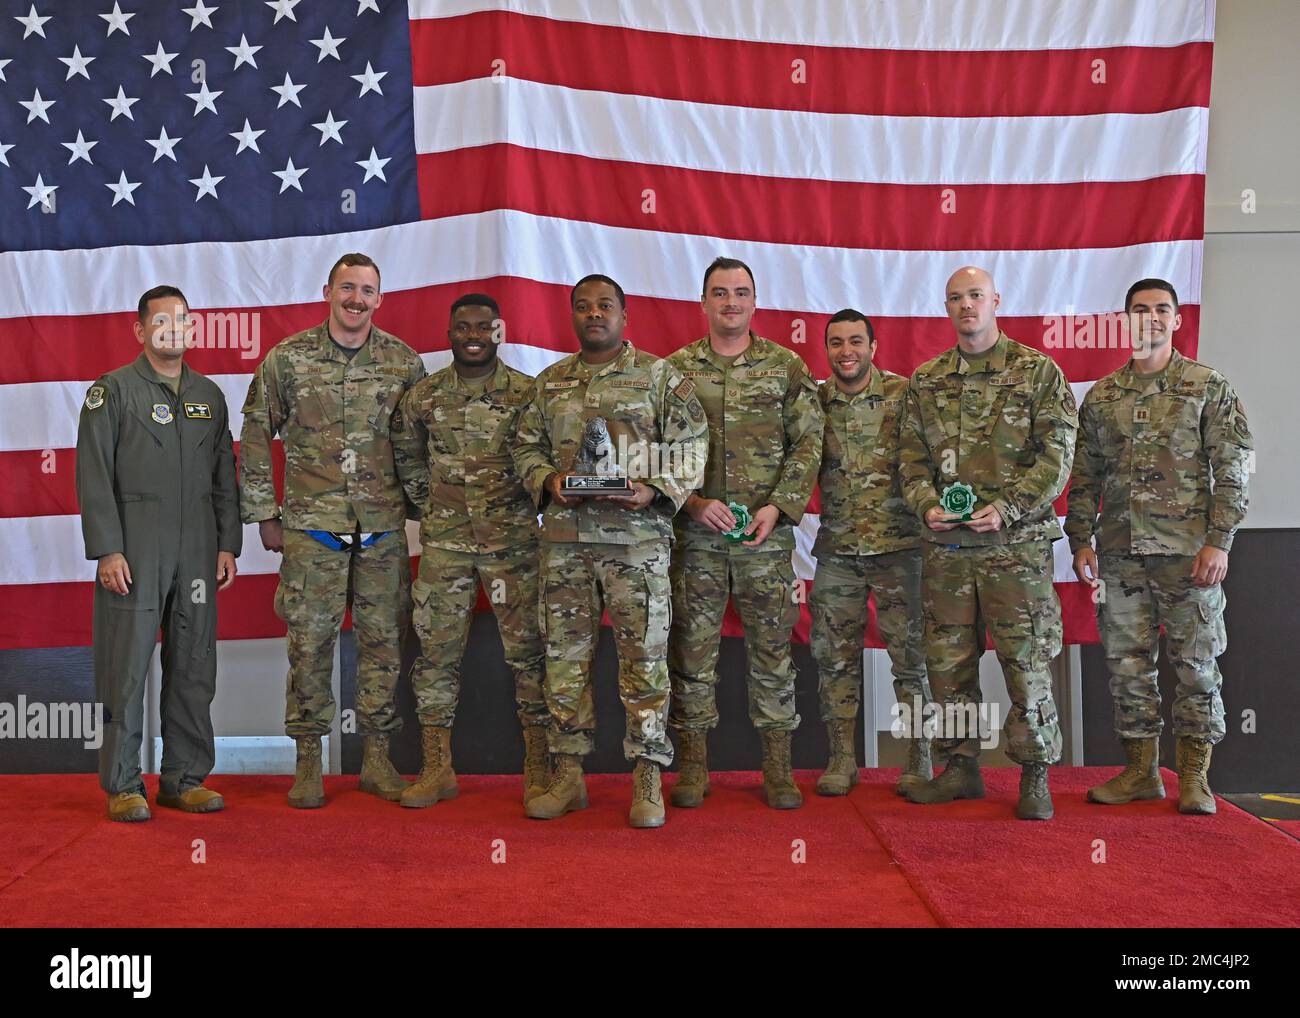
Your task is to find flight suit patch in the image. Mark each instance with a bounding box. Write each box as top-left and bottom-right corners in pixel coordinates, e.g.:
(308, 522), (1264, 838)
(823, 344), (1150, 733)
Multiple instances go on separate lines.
(183, 402), (212, 419)
(152, 403), (174, 424)
(85, 385), (105, 410)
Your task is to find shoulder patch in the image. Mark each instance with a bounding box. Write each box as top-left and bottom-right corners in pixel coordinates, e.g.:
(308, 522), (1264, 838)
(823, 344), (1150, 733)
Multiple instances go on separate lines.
(84, 385), (106, 411)
(241, 375), (259, 413)
(1062, 387), (1077, 414)
(673, 377), (696, 402)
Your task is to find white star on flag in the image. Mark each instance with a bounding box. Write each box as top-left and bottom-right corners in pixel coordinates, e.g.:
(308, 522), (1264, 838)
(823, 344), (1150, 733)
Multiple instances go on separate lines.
(146, 125), (182, 163)
(103, 85), (140, 121)
(99, 2), (134, 38)
(356, 147), (390, 183)
(351, 61), (387, 98)
(20, 89), (56, 125)
(230, 118), (265, 154)
(15, 4), (51, 40)
(273, 157), (308, 193)
(0, 140), (14, 167)
(186, 81), (223, 116)
(265, 0), (300, 24)
(58, 46), (97, 81)
(312, 110), (347, 146)
(357, 0), (380, 14)
(226, 34), (262, 70)
(106, 170), (141, 206)
(143, 42), (179, 77)
(189, 165), (224, 201)
(182, 0), (218, 30)
(309, 26), (345, 61)
(0, 59), (11, 83)
(270, 72), (306, 109)
(23, 173), (57, 211)
(62, 130), (99, 165)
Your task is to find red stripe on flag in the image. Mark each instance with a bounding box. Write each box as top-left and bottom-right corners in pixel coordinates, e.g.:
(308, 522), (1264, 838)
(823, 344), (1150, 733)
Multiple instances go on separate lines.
(0, 279), (1200, 386)
(416, 146), (1204, 253)
(0, 576), (1099, 650)
(410, 12), (1212, 117)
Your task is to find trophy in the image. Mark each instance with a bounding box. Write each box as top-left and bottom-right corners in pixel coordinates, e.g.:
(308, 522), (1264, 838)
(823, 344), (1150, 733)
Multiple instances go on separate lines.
(940, 481), (976, 522)
(721, 502), (753, 542)
(561, 416), (634, 497)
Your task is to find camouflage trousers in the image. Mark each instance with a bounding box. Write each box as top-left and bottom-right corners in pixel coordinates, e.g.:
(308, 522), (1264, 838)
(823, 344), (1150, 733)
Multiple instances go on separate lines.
(275, 528), (410, 737)
(810, 548), (929, 723)
(1097, 553), (1227, 743)
(922, 540), (1063, 764)
(668, 548), (801, 733)
(539, 541), (673, 766)
(410, 542), (547, 729)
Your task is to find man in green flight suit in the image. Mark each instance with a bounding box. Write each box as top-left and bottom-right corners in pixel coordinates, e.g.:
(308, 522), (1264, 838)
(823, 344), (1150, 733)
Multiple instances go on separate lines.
(76, 285), (241, 822)
(392, 293), (551, 808)
(1067, 278), (1252, 814)
(239, 254), (426, 808)
(513, 274), (708, 828)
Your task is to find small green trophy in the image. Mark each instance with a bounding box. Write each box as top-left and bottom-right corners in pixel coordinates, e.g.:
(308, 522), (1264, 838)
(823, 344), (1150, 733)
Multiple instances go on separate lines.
(940, 482), (976, 522)
(722, 502), (753, 542)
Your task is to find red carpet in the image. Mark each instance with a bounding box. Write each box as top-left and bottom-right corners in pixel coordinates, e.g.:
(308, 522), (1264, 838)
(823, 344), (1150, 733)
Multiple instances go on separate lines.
(1, 769), (1296, 928)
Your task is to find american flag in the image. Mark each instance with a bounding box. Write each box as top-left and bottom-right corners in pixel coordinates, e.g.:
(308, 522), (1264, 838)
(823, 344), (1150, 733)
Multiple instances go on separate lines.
(0, 0), (1215, 650)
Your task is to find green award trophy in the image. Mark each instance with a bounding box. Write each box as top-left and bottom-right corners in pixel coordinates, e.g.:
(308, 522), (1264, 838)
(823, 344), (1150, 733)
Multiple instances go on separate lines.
(721, 502), (753, 542)
(939, 481), (976, 522)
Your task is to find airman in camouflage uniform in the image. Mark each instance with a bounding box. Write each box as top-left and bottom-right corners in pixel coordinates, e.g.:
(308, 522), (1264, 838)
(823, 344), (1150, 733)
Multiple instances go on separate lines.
(1066, 278), (1252, 815)
(809, 310), (929, 798)
(898, 266), (1077, 820)
(666, 258), (824, 810)
(239, 254), (426, 808)
(392, 294), (549, 808)
(513, 275), (707, 829)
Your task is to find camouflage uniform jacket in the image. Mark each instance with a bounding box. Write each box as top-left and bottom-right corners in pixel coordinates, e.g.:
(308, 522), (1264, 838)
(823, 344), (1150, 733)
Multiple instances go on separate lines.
(898, 332), (1077, 546)
(239, 321), (426, 530)
(1065, 349), (1251, 555)
(813, 366), (920, 558)
(667, 334), (824, 554)
(511, 341), (708, 545)
(393, 360), (539, 553)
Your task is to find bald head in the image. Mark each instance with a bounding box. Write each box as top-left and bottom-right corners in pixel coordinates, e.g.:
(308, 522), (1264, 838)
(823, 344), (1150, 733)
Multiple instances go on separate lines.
(944, 265), (1000, 348)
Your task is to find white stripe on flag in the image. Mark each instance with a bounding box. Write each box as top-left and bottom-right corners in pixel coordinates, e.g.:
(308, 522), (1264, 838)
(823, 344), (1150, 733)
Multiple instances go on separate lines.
(0, 211), (1205, 320)
(412, 0), (1214, 50)
(413, 78), (1210, 185)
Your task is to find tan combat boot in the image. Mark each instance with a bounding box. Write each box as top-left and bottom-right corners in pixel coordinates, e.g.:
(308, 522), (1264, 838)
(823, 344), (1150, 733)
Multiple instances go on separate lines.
(107, 791), (151, 822)
(288, 735), (325, 809)
(1016, 762), (1053, 820)
(1176, 737), (1216, 814)
(905, 754), (984, 804)
(157, 786), (225, 813)
(400, 726), (458, 808)
(629, 758), (666, 829)
(522, 725), (551, 804)
(895, 736), (933, 797)
(670, 730), (710, 808)
(816, 719), (859, 796)
(1087, 737), (1164, 804)
(761, 730), (802, 809)
(358, 732), (409, 802)
(525, 753), (588, 819)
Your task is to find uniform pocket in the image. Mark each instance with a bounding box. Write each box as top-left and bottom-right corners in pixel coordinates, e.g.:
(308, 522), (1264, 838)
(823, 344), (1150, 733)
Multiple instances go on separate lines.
(1192, 590), (1227, 659)
(273, 558), (309, 622)
(1029, 599), (1063, 672)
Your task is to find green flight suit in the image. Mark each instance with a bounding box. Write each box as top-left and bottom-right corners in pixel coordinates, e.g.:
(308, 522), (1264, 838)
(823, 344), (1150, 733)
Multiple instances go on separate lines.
(76, 354), (242, 798)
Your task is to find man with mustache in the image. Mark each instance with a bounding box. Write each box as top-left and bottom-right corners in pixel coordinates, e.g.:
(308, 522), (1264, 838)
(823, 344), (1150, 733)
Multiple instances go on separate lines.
(76, 285), (241, 821)
(240, 254), (426, 808)
(810, 309), (931, 797)
(1066, 278), (1252, 814)
(391, 294), (550, 807)
(666, 257), (824, 810)
(897, 266), (1077, 820)
(513, 275), (708, 828)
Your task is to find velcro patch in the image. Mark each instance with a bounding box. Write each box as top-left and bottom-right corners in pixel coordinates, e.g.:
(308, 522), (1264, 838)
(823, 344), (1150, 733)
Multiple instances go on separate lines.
(747, 369), (787, 378)
(673, 378), (696, 401)
(988, 375), (1026, 387)
(84, 385), (105, 410)
(1134, 407), (1151, 423)
(241, 376), (259, 413)
(183, 402), (212, 419)
(613, 379), (652, 389)
(545, 380), (580, 391)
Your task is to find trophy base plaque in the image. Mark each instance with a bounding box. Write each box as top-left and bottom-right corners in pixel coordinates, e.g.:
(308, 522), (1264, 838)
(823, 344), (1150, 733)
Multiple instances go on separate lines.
(561, 475), (634, 498)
